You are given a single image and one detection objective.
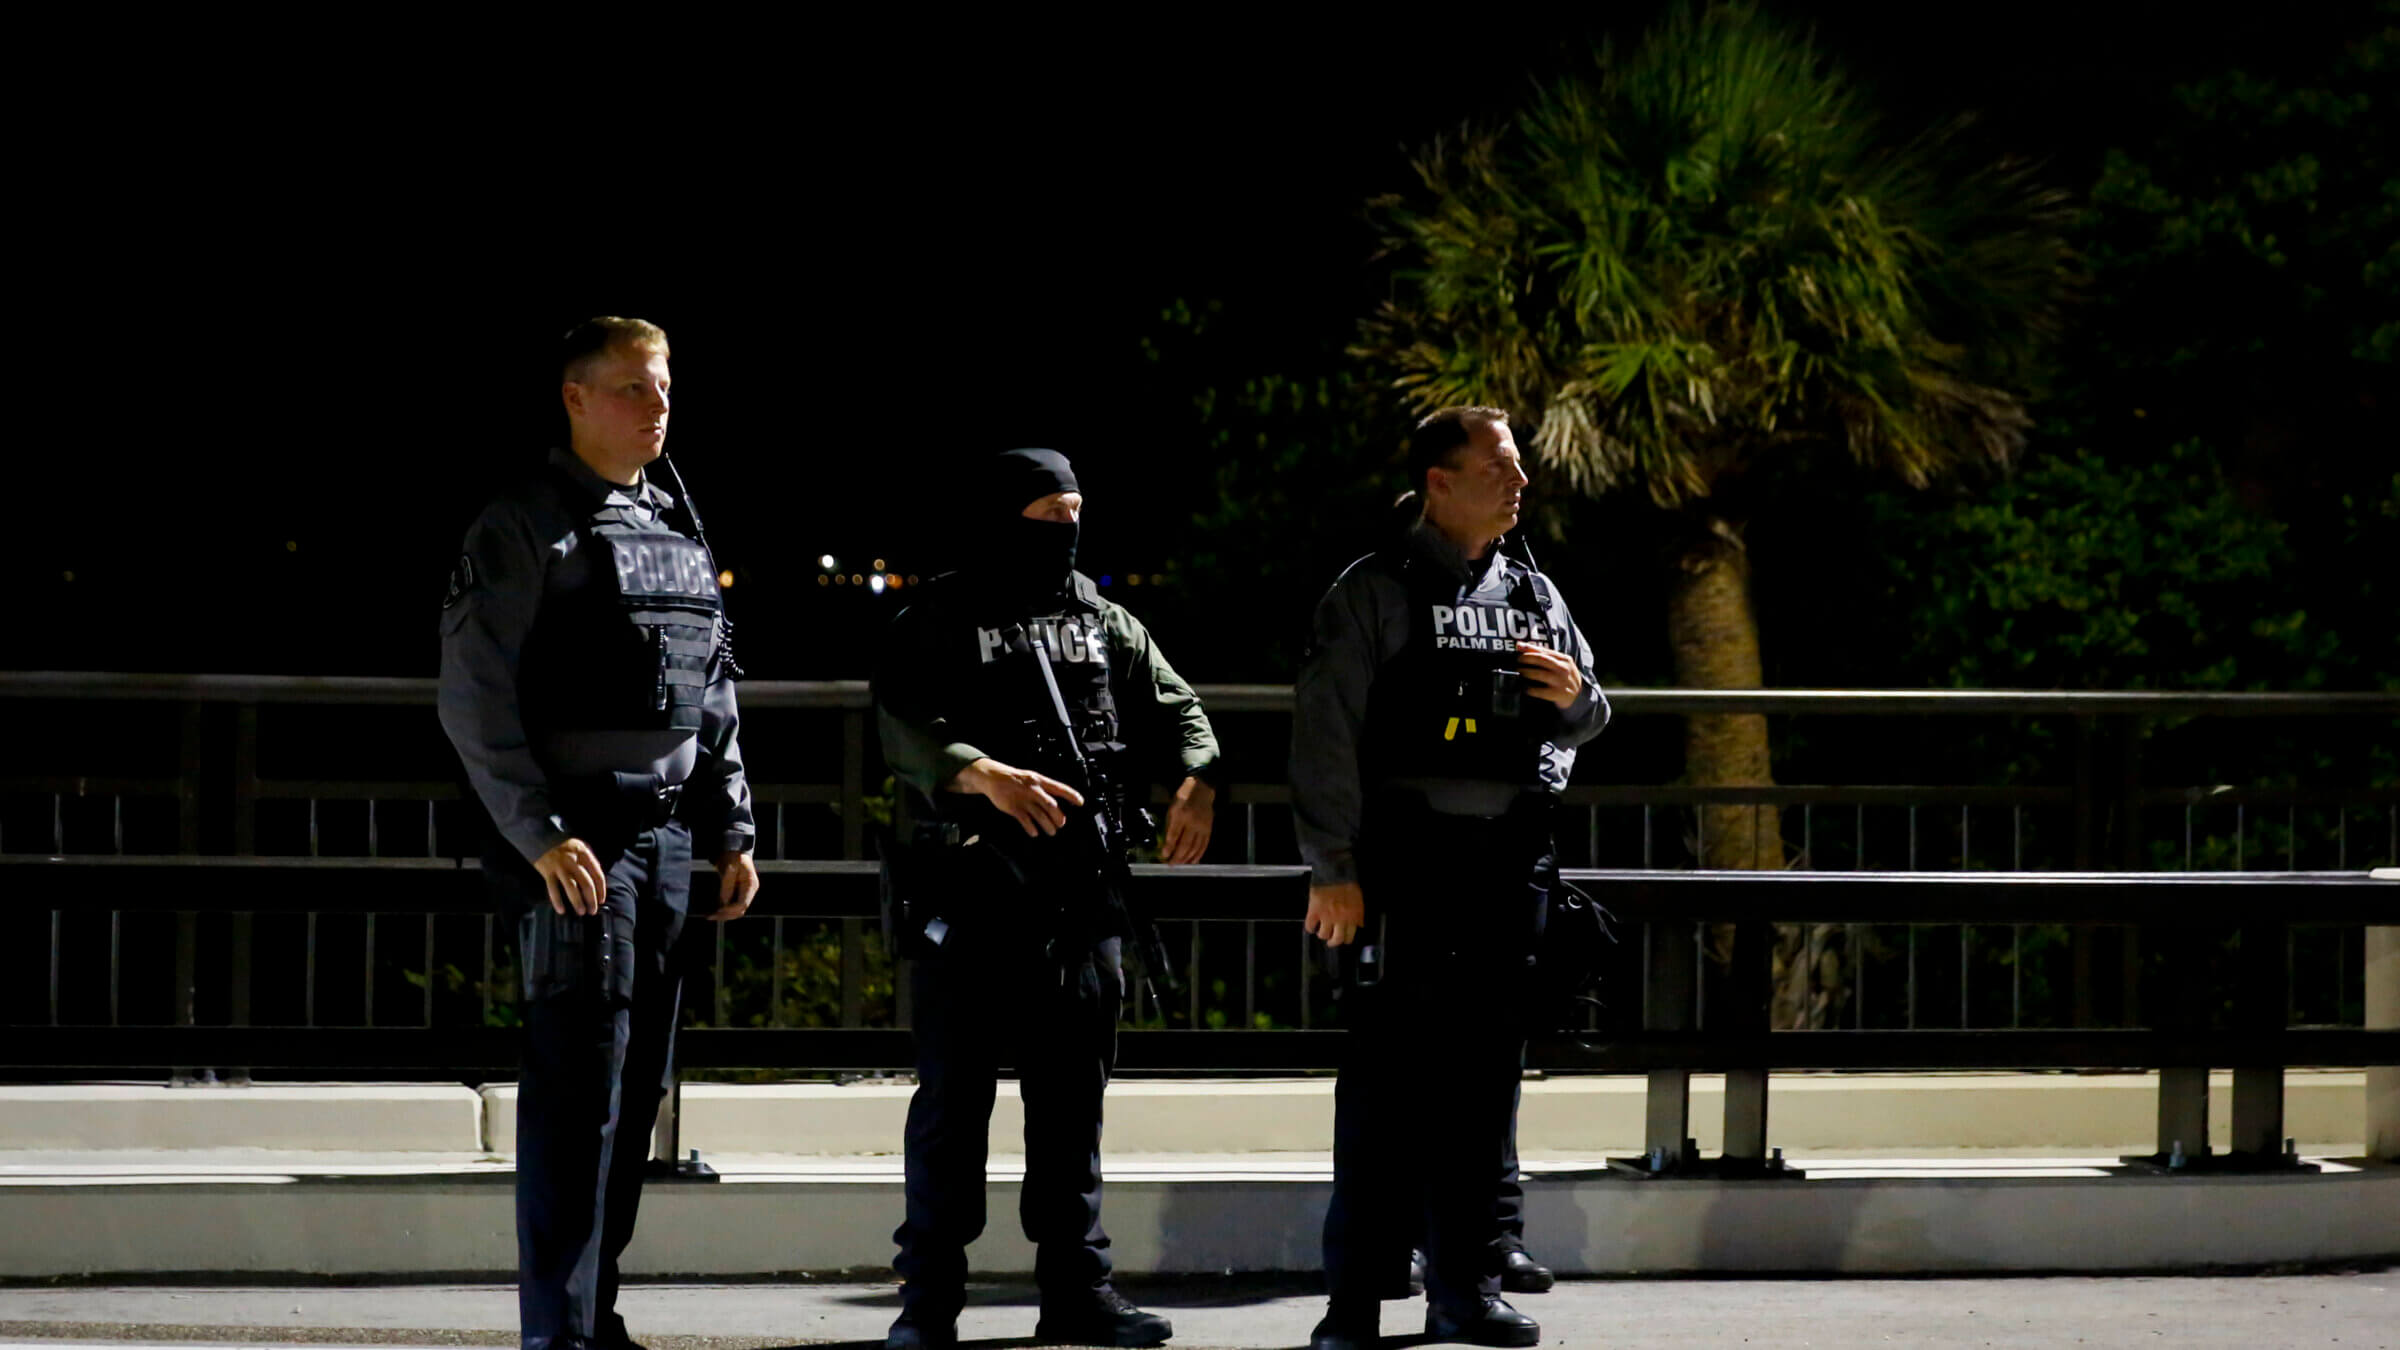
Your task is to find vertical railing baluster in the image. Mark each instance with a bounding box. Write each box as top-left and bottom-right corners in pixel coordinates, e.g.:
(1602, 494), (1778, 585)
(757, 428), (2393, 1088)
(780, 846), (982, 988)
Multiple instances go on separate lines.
(1960, 805), (1970, 870)
(770, 917), (786, 1028)
(714, 924), (729, 1027)
(1244, 921), (1257, 1029)
(2184, 806), (2194, 871)
(2011, 925), (2023, 1028)
(1642, 805), (1654, 870)
(52, 794), (63, 854)
(2337, 808), (2347, 869)
(309, 799), (320, 857)
(1905, 924), (1918, 1030)
(109, 913), (122, 1025)
(427, 799), (439, 859)
(305, 912), (319, 1027)
(1856, 805), (1865, 870)
(1851, 922), (1864, 1029)
(1694, 801), (1704, 869)
(368, 800), (379, 858)
(1802, 805), (1812, 870)
(2286, 807), (2296, 873)
(1959, 925), (1971, 1029)
(422, 914), (435, 1028)
(775, 802), (786, 861)
(2013, 806), (2023, 871)
(1246, 802), (1257, 864)
(113, 796), (124, 854)
(1587, 805), (1599, 869)
(2236, 805), (2246, 872)
(481, 914), (494, 1026)
(49, 911), (61, 1025)
(1299, 928), (1313, 1030)
(363, 913), (376, 1026)
(1908, 805), (1918, 870)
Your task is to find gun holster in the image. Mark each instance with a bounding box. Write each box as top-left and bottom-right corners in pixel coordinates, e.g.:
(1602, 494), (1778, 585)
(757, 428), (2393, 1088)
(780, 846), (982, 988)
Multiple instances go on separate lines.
(517, 893), (638, 1006)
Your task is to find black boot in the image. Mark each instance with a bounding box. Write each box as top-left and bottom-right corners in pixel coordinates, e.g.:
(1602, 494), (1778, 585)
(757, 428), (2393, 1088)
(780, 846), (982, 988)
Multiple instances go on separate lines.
(885, 1302), (957, 1350)
(1034, 1284), (1173, 1347)
(1500, 1248), (1555, 1294)
(1307, 1302), (1379, 1350)
(1425, 1295), (1540, 1347)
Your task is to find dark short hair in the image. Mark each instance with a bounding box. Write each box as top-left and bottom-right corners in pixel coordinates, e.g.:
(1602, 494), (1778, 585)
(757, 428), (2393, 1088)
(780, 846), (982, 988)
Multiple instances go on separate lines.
(1406, 405), (1509, 492)
(560, 316), (669, 383)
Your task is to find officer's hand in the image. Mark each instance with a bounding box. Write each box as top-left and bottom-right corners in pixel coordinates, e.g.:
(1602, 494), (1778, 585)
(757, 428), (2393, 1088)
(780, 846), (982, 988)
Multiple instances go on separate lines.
(1305, 882), (1366, 948)
(1517, 643), (1582, 709)
(533, 838), (607, 916)
(1161, 777), (1215, 864)
(711, 850), (760, 921)
(952, 757), (1085, 837)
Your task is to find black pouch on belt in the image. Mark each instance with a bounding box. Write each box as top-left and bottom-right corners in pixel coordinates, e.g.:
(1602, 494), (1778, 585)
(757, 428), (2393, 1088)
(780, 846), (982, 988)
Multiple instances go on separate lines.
(520, 900), (639, 1005)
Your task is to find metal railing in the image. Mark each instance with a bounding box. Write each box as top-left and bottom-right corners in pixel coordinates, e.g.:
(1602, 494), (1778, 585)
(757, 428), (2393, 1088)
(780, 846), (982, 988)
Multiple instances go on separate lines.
(6, 674), (2395, 1041)
(4, 853), (2396, 1172)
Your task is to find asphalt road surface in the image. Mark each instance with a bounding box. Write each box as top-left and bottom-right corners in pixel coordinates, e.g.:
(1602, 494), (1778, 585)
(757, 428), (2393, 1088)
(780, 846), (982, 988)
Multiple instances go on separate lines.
(0, 1273), (2392, 1348)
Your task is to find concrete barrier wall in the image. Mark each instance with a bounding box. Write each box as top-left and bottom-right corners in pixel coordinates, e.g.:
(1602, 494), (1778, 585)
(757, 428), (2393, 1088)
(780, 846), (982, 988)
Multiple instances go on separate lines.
(7, 1165), (2394, 1278)
(0, 1073), (2368, 1157)
(0, 1085), (486, 1152)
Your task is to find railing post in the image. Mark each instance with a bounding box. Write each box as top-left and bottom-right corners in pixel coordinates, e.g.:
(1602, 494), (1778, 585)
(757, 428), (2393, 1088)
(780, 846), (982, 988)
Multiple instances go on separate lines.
(841, 709), (867, 861)
(2228, 921), (2288, 1160)
(2365, 924), (2399, 1160)
(2153, 923), (2212, 1163)
(1642, 922), (1697, 1166)
(1720, 919), (1773, 1163)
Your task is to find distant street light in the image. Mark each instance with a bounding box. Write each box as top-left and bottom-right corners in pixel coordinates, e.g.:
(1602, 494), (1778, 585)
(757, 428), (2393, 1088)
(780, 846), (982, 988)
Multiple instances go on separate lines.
(820, 554), (837, 570)
(869, 574), (887, 595)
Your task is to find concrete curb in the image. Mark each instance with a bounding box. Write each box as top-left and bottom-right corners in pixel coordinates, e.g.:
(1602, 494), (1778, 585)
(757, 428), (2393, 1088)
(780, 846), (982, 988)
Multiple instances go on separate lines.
(5, 1160), (2393, 1278)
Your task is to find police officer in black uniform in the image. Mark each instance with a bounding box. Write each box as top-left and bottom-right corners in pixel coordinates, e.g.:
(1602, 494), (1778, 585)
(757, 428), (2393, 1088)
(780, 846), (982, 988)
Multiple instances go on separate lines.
(874, 449), (1220, 1350)
(440, 317), (760, 1350)
(1293, 407), (1608, 1350)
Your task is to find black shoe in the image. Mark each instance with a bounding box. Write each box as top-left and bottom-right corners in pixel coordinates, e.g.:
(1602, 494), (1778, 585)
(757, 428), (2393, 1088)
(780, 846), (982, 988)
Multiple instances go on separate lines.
(1500, 1248), (1555, 1294)
(1425, 1296), (1540, 1347)
(1034, 1285), (1173, 1347)
(1307, 1307), (1379, 1350)
(885, 1304), (957, 1350)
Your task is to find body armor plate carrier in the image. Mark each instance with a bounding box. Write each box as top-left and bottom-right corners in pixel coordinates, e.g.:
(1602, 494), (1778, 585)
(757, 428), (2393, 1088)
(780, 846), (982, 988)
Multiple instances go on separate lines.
(1360, 550), (1561, 789)
(522, 476), (725, 735)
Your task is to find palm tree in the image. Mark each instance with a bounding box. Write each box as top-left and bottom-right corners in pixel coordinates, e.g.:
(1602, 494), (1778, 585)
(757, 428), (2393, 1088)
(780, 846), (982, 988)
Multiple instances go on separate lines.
(1358, 3), (2071, 1023)
(1372, 5), (2064, 835)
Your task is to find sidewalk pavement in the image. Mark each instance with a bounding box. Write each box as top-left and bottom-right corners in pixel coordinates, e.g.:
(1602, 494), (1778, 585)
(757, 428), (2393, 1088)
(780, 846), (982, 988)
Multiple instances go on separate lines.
(0, 1272), (2391, 1349)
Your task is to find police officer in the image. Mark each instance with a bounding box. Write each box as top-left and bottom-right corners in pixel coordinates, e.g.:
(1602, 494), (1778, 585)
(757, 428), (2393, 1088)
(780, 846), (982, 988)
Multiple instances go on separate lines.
(1293, 407), (1607, 1350)
(439, 317), (760, 1350)
(874, 449), (1219, 1350)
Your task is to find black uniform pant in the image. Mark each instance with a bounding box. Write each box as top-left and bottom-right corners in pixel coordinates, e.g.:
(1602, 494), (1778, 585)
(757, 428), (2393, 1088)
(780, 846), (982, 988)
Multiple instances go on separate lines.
(498, 821), (692, 1350)
(894, 931), (1125, 1314)
(1323, 800), (1551, 1315)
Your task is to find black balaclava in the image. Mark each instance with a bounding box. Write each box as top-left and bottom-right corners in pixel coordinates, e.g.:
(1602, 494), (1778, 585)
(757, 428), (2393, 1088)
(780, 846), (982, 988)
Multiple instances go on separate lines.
(977, 448), (1080, 605)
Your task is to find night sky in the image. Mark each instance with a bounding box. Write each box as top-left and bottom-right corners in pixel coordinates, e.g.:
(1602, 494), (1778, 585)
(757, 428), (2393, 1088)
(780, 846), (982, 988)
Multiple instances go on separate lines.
(16, 3), (2376, 679)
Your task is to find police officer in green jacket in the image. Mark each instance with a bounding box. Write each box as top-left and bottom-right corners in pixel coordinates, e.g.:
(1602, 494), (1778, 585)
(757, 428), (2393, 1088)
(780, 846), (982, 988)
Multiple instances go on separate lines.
(874, 448), (1220, 1350)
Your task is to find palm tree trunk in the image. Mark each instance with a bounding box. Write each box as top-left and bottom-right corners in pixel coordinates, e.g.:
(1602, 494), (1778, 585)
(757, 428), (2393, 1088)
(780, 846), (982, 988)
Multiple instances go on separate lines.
(1664, 508), (1776, 869)
(1663, 507), (1837, 1028)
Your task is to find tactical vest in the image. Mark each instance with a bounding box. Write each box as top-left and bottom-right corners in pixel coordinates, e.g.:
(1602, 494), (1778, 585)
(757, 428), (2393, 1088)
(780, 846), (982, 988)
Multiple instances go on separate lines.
(521, 475), (724, 735)
(916, 574), (1127, 835)
(1359, 550), (1560, 789)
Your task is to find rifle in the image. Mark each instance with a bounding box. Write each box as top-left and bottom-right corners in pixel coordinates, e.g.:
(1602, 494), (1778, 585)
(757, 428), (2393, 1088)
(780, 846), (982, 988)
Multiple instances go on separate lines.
(1018, 626), (1181, 1014)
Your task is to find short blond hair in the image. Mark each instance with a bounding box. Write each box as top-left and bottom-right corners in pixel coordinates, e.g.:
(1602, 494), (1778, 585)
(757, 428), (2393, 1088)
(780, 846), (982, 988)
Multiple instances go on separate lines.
(560, 316), (669, 383)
